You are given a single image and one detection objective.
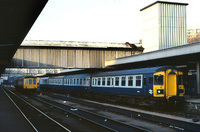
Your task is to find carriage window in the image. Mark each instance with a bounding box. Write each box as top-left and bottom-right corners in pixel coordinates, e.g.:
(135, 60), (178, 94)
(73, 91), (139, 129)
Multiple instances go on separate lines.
(136, 76), (141, 86)
(83, 78), (86, 85)
(70, 79), (73, 85)
(74, 79), (77, 85)
(111, 78), (114, 86)
(128, 76), (133, 86)
(92, 78), (95, 85)
(98, 78), (101, 85)
(25, 79), (29, 85)
(95, 78), (98, 86)
(102, 78), (105, 86)
(33, 79), (36, 85)
(154, 75), (163, 85)
(80, 78), (82, 85)
(107, 78), (110, 86)
(121, 76), (126, 86)
(29, 79), (33, 85)
(86, 78), (90, 85)
(77, 78), (79, 85)
(149, 77), (153, 84)
(115, 77), (119, 86)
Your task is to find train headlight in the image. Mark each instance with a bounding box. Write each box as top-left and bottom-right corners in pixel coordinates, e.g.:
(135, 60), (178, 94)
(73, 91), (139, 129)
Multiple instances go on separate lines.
(157, 89), (163, 94)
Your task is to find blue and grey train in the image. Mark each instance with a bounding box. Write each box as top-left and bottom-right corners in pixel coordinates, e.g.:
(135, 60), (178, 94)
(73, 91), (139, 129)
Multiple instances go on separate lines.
(39, 66), (185, 103)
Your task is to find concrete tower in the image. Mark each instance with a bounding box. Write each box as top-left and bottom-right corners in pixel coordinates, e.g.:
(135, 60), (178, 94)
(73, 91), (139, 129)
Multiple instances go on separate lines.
(140, 1), (188, 52)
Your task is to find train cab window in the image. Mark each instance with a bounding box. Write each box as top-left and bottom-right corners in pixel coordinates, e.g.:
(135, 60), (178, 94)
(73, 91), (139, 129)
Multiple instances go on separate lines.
(121, 76), (126, 86)
(115, 77), (119, 86)
(128, 76), (133, 86)
(107, 78), (110, 86)
(154, 75), (163, 85)
(149, 77), (153, 84)
(102, 78), (105, 86)
(136, 76), (141, 86)
(25, 79), (28, 85)
(33, 79), (36, 85)
(29, 79), (33, 85)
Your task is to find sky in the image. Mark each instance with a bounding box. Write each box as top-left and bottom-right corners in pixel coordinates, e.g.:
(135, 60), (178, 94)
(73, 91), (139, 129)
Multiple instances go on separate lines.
(25, 0), (200, 43)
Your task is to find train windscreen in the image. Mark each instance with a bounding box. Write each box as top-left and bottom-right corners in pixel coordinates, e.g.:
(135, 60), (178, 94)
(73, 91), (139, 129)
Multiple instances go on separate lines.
(154, 75), (164, 85)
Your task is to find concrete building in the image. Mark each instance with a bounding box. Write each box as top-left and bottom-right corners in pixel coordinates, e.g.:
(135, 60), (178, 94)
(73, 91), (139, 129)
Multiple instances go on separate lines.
(187, 29), (200, 43)
(140, 1), (188, 52)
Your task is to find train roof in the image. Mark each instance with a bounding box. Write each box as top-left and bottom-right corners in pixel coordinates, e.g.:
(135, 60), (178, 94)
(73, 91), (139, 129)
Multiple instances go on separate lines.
(24, 76), (37, 78)
(48, 76), (64, 79)
(92, 66), (177, 77)
(63, 74), (91, 78)
(17, 76), (37, 79)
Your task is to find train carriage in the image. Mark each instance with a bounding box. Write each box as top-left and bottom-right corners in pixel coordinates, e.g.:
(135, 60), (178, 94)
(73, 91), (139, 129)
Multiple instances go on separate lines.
(15, 76), (37, 92)
(39, 77), (49, 90)
(48, 76), (64, 92)
(39, 66), (185, 104)
(91, 66), (184, 100)
(63, 74), (91, 95)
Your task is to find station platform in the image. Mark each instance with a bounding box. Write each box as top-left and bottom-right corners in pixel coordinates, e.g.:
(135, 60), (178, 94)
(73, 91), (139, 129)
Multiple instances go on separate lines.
(0, 86), (34, 132)
(186, 98), (200, 104)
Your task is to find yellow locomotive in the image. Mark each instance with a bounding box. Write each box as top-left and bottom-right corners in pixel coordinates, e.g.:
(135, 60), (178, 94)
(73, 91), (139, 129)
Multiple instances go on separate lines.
(15, 76), (37, 92)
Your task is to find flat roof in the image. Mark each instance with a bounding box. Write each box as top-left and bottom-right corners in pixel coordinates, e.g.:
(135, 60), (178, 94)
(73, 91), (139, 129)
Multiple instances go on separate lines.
(105, 42), (200, 68)
(140, 1), (188, 11)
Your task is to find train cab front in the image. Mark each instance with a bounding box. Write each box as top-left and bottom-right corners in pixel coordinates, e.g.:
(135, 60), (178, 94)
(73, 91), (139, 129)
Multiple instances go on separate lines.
(153, 68), (185, 100)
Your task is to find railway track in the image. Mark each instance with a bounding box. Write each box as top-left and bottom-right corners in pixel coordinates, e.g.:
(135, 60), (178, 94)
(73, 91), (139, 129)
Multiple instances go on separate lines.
(3, 88), (71, 132)
(43, 92), (200, 132)
(4, 88), (150, 132)
(30, 94), (150, 132)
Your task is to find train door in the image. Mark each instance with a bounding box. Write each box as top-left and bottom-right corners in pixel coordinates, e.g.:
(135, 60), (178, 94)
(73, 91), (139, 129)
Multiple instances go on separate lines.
(144, 74), (153, 96)
(166, 69), (177, 99)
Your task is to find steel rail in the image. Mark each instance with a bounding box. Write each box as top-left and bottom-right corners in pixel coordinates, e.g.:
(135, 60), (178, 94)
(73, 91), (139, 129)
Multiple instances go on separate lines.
(4, 88), (71, 132)
(34, 95), (150, 132)
(2, 88), (38, 132)
(47, 93), (200, 132)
